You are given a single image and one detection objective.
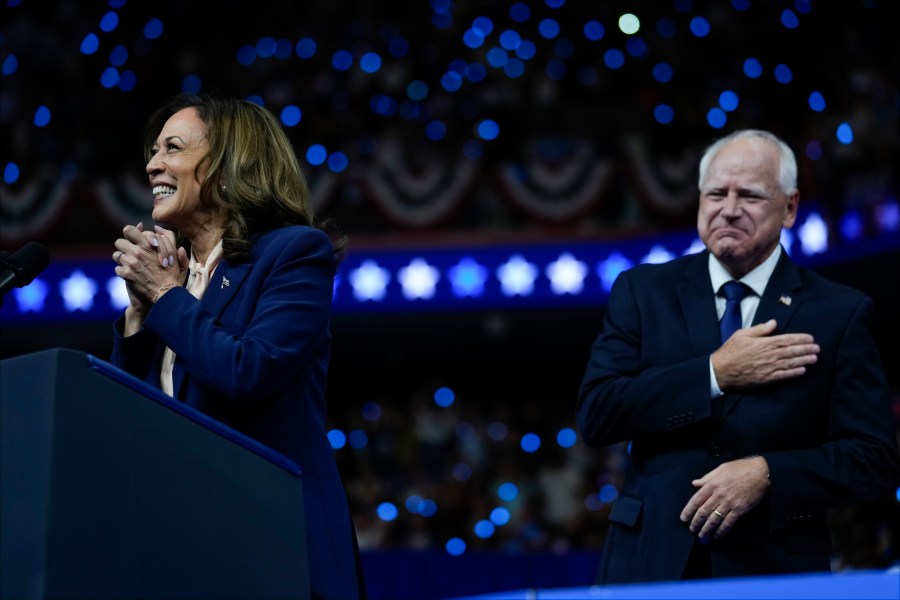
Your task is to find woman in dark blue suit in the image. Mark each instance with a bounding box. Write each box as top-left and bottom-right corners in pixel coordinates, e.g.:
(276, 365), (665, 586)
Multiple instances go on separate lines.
(110, 93), (364, 599)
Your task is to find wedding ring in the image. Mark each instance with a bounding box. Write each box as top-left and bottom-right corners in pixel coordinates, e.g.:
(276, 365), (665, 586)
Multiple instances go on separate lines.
(115, 251), (123, 265)
(713, 509), (725, 519)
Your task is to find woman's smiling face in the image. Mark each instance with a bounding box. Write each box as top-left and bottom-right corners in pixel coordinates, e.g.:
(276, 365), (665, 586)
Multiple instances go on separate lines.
(145, 107), (210, 234)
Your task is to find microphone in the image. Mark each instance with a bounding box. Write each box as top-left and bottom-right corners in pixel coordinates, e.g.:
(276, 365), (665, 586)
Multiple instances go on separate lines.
(0, 242), (51, 297)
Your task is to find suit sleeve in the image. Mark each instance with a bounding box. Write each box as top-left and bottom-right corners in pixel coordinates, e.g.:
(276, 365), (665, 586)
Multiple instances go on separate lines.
(762, 296), (900, 530)
(576, 269), (714, 447)
(111, 313), (161, 379)
(140, 228), (334, 404)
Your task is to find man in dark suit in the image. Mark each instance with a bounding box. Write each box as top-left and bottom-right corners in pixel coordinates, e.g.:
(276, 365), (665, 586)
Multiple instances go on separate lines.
(577, 129), (900, 582)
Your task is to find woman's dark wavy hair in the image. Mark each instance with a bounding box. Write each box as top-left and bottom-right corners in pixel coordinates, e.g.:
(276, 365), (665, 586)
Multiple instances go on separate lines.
(144, 92), (346, 263)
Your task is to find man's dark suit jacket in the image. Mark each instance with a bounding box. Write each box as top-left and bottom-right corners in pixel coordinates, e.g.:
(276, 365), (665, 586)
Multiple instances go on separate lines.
(577, 248), (900, 583)
(113, 226), (362, 599)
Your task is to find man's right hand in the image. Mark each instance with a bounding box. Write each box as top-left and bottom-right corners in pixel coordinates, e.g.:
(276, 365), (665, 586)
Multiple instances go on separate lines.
(712, 319), (819, 390)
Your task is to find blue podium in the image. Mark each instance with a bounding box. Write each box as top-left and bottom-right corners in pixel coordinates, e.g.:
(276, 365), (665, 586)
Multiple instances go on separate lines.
(0, 348), (309, 599)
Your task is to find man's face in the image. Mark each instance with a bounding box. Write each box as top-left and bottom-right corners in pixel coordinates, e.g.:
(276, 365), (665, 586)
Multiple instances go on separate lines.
(697, 137), (798, 277)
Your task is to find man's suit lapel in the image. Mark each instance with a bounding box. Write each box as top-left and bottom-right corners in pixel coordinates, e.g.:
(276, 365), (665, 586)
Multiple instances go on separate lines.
(751, 250), (803, 331)
(171, 260), (253, 399)
(678, 251), (721, 357)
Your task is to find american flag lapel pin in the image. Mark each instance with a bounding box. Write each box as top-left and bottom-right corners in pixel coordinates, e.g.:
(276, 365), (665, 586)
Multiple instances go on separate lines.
(778, 294), (791, 306)
(221, 276), (230, 289)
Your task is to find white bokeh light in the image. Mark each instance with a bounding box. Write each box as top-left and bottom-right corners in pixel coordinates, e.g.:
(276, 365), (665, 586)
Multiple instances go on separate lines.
(546, 252), (587, 295)
(349, 260), (391, 301)
(398, 257), (440, 300)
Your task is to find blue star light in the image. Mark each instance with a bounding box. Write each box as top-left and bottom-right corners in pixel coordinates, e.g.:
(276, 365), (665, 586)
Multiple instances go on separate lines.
(349, 260), (391, 301)
(641, 244), (675, 264)
(546, 252), (587, 295)
(597, 252), (634, 293)
(398, 257), (440, 300)
(449, 257), (487, 297)
(798, 212), (828, 255)
(13, 278), (49, 312)
(496, 255), (538, 297)
(106, 276), (130, 310)
(60, 270), (98, 312)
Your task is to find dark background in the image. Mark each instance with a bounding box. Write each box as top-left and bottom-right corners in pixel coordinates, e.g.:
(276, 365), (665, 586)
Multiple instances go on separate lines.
(2, 1), (898, 596)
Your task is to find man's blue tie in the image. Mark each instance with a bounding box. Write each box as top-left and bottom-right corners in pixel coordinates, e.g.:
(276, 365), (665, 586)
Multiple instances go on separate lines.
(719, 280), (749, 343)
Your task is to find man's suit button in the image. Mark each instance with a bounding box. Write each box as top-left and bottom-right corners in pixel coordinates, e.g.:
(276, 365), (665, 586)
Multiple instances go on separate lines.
(709, 444), (722, 457)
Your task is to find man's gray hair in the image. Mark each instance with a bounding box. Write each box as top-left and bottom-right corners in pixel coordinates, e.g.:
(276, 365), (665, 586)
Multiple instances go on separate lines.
(698, 129), (798, 195)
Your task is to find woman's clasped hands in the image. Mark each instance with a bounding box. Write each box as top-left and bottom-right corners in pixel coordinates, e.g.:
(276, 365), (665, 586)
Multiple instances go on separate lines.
(113, 222), (189, 316)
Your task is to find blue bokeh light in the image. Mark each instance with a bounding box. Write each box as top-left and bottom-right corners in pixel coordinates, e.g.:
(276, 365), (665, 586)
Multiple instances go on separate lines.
(463, 28), (485, 49)
(143, 18), (164, 40)
(348, 429), (368, 449)
(490, 507), (511, 525)
(477, 119), (500, 141)
(441, 71), (464, 92)
(360, 52), (382, 73)
(625, 37), (647, 58)
(296, 38), (317, 59)
(306, 144), (327, 166)
(487, 47), (509, 68)
(603, 48), (625, 69)
(327, 429), (347, 449)
(425, 120), (447, 141)
(599, 483), (619, 503)
(80, 33), (100, 55)
(781, 8), (800, 29)
(538, 18), (560, 39)
(236, 45), (256, 66)
(332, 50), (353, 71)
(556, 427), (577, 448)
(509, 3), (530, 22)
(109, 45), (128, 67)
(707, 107), (727, 129)
(654, 104), (674, 125)
(498, 482), (519, 501)
(280, 105), (302, 127)
(808, 91), (826, 112)
(652, 62), (673, 83)
(2, 54), (18, 76)
(446, 538), (466, 556)
(33, 105), (51, 127)
(474, 520), (495, 538)
(473, 16), (495, 35)
(327, 152), (349, 173)
(719, 90), (739, 111)
(743, 57), (763, 78)
(689, 16), (711, 37)
(434, 387), (456, 407)
(774, 63), (793, 84)
(836, 123), (854, 145)
(520, 432), (541, 453)
(584, 20), (605, 41)
(4, 162), (20, 184)
(840, 210), (864, 241)
(181, 74), (201, 93)
(100, 67), (120, 88)
(500, 29), (522, 50)
(256, 37), (276, 58)
(377, 502), (399, 521)
(117, 71), (137, 92)
(99, 11), (119, 32)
